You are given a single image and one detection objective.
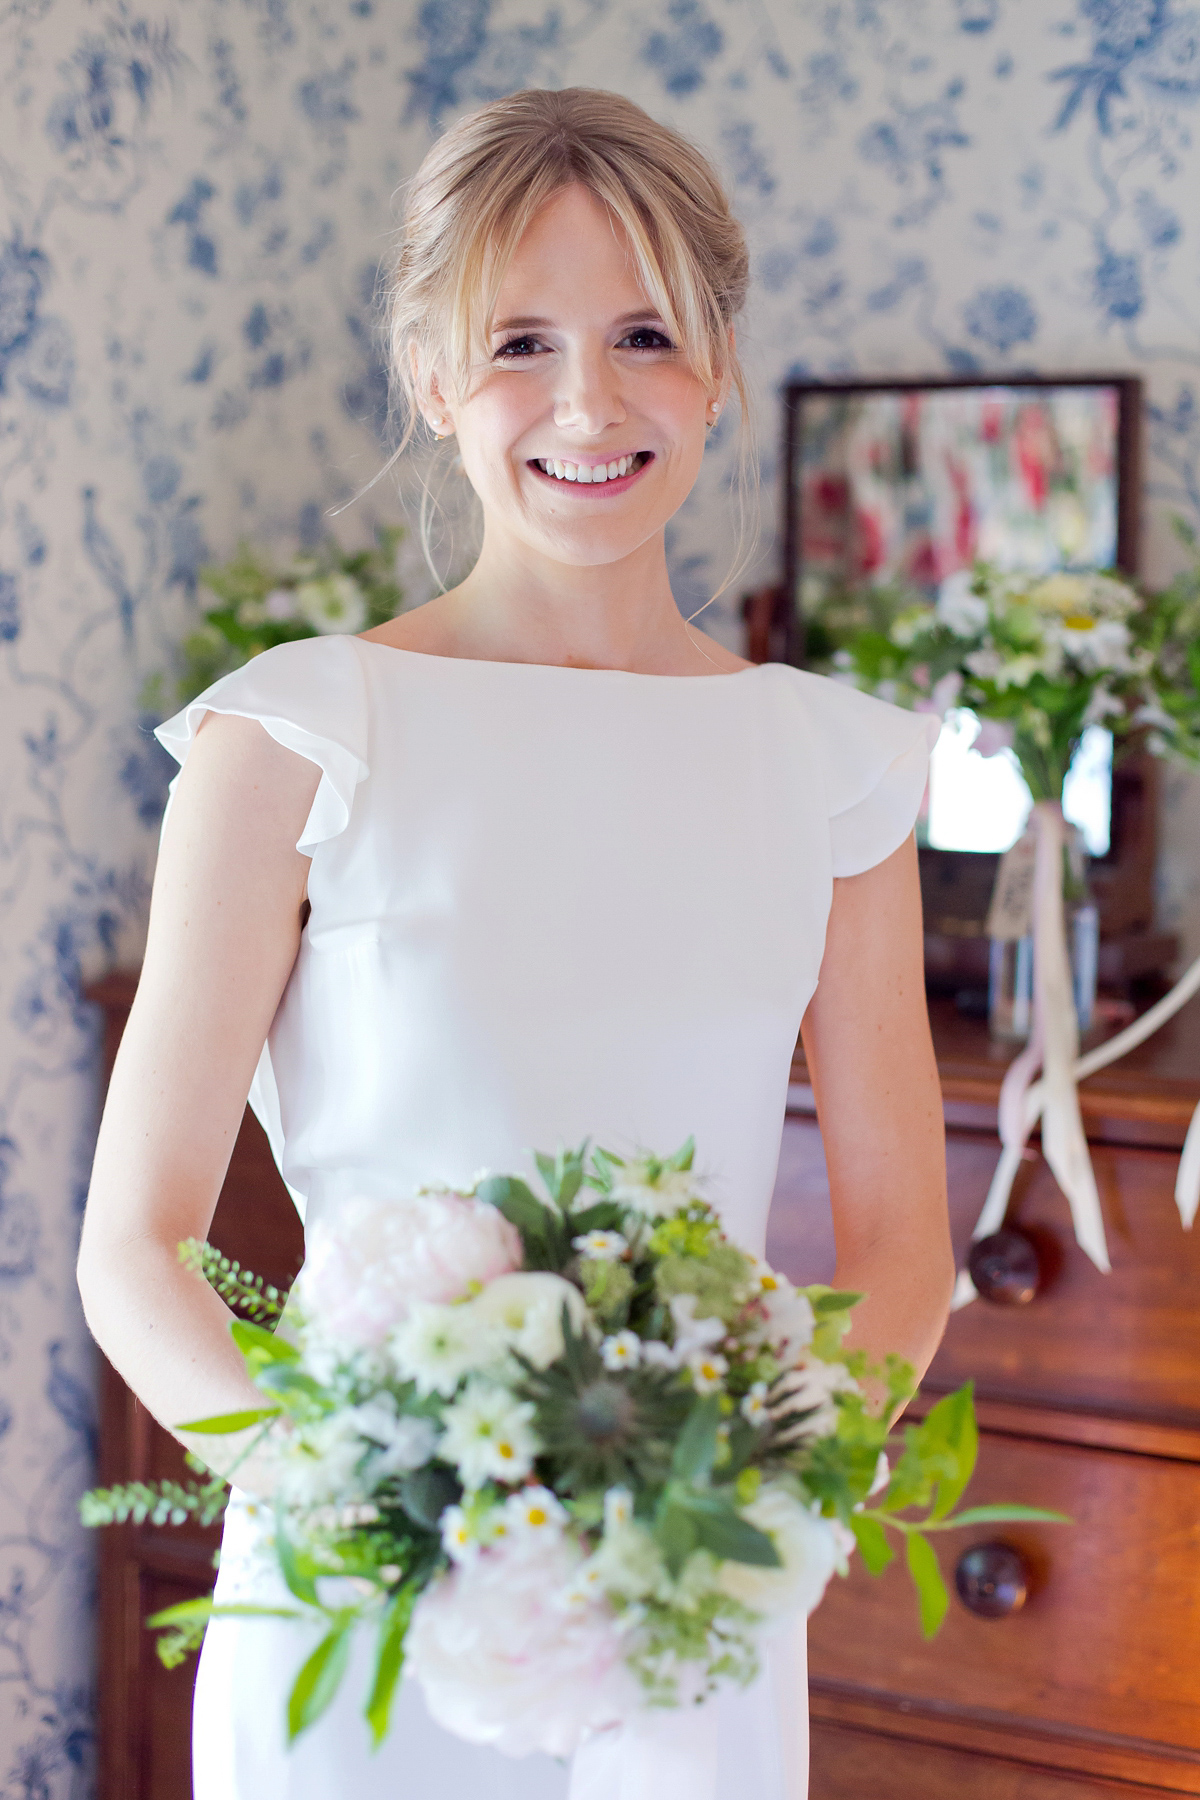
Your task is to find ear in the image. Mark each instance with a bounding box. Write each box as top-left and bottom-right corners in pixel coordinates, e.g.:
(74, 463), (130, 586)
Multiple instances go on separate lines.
(708, 326), (736, 423)
(409, 341), (456, 438)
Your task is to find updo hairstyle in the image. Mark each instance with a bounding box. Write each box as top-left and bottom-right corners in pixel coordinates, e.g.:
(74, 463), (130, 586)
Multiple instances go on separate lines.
(384, 86), (750, 443)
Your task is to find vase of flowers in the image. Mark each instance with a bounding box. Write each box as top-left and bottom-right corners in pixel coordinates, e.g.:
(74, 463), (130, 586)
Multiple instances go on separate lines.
(813, 551), (1200, 1278)
(147, 523), (408, 711)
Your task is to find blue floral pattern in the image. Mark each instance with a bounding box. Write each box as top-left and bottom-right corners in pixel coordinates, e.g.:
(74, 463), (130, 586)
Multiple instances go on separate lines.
(1, 1), (1200, 1786)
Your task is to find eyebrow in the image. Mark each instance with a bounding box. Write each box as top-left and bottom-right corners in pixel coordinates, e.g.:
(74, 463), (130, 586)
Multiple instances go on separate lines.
(491, 308), (668, 334)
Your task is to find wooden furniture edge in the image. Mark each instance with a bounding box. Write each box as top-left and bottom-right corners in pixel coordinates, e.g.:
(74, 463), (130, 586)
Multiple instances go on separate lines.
(808, 1683), (1200, 1794)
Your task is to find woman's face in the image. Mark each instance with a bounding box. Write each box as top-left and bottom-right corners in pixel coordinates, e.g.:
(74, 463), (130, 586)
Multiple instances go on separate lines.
(434, 184), (721, 571)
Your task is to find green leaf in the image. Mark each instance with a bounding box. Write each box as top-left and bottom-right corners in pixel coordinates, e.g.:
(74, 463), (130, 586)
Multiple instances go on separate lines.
(365, 1586), (417, 1748)
(932, 1504), (1072, 1529)
(275, 1511), (321, 1607)
(905, 1531), (949, 1639)
(850, 1513), (895, 1576)
(655, 1499), (699, 1577)
(666, 1136), (695, 1172)
(685, 1499), (781, 1568)
(476, 1175), (568, 1269)
(175, 1406), (281, 1434)
(925, 1385), (978, 1522)
(670, 1395), (723, 1484)
(808, 1288), (864, 1316)
(232, 1317), (300, 1363)
(286, 1619), (354, 1742)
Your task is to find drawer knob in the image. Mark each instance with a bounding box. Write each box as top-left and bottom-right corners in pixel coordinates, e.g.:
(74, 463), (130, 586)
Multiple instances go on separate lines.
(954, 1541), (1030, 1618)
(967, 1228), (1040, 1305)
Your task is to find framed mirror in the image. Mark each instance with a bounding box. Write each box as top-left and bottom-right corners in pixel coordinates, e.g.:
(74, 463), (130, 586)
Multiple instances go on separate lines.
(778, 374), (1153, 956)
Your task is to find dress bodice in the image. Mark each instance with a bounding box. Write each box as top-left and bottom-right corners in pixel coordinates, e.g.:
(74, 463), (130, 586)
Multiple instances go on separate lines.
(158, 638), (936, 1252)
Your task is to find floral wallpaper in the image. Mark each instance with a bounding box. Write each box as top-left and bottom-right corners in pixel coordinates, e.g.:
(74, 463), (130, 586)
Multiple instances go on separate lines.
(2, 0), (1199, 1788)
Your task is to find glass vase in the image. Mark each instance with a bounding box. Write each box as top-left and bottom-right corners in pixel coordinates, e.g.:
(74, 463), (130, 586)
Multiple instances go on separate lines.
(987, 827), (1098, 1043)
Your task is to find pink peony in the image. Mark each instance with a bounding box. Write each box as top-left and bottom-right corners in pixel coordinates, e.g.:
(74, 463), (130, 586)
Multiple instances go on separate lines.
(298, 1192), (522, 1349)
(406, 1531), (636, 1758)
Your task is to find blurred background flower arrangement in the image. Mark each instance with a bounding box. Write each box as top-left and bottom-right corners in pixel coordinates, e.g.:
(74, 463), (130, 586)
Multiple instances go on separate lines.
(147, 523), (408, 711)
(807, 528), (1200, 811)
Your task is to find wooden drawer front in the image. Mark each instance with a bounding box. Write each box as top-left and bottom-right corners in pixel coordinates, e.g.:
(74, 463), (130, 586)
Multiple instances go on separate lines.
(767, 1116), (1200, 1428)
(808, 1430), (1200, 1790)
(811, 1721), (1188, 1799)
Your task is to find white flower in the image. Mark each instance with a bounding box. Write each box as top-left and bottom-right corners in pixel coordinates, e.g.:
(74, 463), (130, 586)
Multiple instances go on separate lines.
(467, 1271), (591, 1370)
(868, 1451), (891, 1497)
(349, 1395), (438, 1477)
(937, 570), (989, 637)
(440, 1379), (541, 1489)
(263, 586), (298, 621)
(741, 1382), (770, 1426)
(297, 1192), (522, 1351)
(607, 1162), (697, 1217)
(639, 1339), (677, 1369)
(407, 1532), (635, 1759)
(505, 1485), (567, 1536)
(601, 1330), (641, 1371)
(573, 1229), (628, 1261)
(889, 603), (935, 648)
(391, 1301), (498, 1398)
(603, 1486), (633, 1533)
(589, 1518), (666, 1602)
(771, 1356), (859, 1440)
(687, 1349), (728, 1394)
(753, 1265), (815, 1358)
(669, 1293), (726, 1360)
(718, 1485), (841, 1619)
(274, 1412), (369, 1509)
(1084, 685), (1126, 726)
(295, 573), (367, 635)
(441, 1504), (477, 1564)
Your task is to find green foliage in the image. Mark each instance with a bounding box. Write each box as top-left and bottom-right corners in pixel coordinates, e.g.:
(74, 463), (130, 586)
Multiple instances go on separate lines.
(287, 1614), (356, 1741)
(147, 1597), (302, 1668)
(178, 1238), (289, 1323)
(904, 1531), (949, 1639)
(653, 1240), (754, 1327)
(160, 524), (407, 709)
(365, 1584), (418, 1748)
(475, 1174), (571, 1270)
(80, 1475), (229, 1530)
(579, 1256), (635, 1326)
(175, 1405), (282, 1434)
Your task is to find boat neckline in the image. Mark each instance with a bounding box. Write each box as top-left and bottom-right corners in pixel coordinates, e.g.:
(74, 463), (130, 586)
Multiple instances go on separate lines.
(354, 636), (768, 682)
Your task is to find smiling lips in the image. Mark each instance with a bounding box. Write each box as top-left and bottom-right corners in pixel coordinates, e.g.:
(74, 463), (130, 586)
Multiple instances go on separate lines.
(531, 451), (651, 485)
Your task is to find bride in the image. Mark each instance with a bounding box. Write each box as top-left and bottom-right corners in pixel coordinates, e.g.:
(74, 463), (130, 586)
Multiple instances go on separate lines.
(78, 86), (953, 1800)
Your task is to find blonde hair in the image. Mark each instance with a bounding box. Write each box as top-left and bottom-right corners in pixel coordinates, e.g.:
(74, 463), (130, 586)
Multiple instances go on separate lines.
(372, 88), (755, 598)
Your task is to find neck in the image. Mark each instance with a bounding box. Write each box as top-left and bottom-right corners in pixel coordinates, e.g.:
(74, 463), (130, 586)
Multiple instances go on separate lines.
(437, 525), (716, 674)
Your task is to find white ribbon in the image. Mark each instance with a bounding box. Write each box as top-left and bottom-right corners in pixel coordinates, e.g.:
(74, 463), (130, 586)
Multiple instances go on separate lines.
(953, 813), (1200, 1310)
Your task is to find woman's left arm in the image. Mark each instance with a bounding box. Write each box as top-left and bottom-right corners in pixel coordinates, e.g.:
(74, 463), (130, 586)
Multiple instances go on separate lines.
(800, 833), (954, 1387)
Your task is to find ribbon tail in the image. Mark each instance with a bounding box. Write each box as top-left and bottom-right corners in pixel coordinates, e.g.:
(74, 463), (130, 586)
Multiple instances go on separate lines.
(1033, 802), (1110, 1274)
(1176, 1100), (1200, 1230)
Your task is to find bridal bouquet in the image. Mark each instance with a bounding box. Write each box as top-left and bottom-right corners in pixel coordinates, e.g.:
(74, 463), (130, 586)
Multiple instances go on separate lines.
(83, 1141), (1061, 1756)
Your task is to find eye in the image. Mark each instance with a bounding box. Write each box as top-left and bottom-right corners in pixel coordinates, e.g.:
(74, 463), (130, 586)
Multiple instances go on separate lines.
(493, 334), (546, 360)
(617, 325), (676, 352)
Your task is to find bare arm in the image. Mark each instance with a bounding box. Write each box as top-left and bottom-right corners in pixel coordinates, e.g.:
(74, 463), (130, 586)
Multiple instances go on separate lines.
(800, 834), (953, 1393)
(77, 714), (321, 1490)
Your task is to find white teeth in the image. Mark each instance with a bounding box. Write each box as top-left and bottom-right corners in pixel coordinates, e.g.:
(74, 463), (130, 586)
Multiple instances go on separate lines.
(537, 454), (640, 481)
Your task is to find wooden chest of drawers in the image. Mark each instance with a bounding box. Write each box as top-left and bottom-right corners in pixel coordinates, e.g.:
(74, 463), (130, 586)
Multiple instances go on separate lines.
(89, 979), (1200, 1796)
(768, 1002), (1200, 1795)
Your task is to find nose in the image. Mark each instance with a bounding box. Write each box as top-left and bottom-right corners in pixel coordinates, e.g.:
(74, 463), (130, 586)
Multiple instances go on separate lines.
(552, 346), (626, 437)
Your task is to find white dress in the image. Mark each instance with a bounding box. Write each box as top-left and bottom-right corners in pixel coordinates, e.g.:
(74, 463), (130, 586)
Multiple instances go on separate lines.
(156, 637), (936, 1800)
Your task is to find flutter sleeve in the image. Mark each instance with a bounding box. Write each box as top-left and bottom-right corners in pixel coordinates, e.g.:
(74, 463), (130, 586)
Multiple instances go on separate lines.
(154, 636), (369, 854)
(791, 669), (941, 878)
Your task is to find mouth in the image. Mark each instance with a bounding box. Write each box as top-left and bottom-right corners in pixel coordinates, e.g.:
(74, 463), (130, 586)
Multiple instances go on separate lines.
(528, 451), (653, 492)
